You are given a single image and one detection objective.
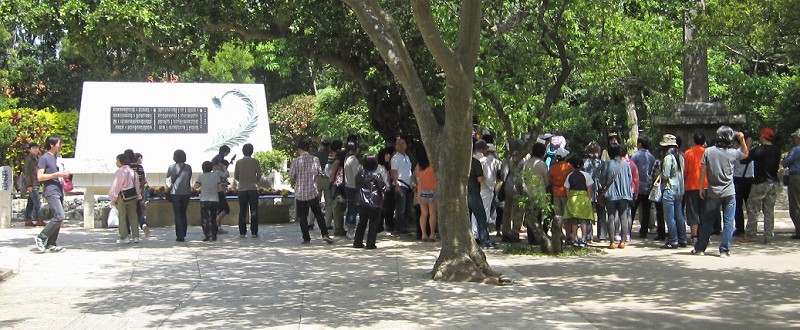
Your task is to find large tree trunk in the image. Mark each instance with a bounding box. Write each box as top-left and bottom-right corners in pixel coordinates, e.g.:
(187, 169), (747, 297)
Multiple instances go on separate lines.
(342, 0), (502, 284)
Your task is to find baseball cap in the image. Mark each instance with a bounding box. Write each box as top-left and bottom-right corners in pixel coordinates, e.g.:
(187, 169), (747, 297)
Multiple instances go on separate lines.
(760, 127), (775, 141)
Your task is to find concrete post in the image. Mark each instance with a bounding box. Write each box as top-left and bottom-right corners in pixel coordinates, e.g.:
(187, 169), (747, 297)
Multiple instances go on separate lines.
(83, 187), (96, 228)
(0, 166), (13, 228)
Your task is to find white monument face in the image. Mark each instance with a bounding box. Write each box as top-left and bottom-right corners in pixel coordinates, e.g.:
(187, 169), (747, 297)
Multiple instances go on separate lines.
(69, 82), (272, 177)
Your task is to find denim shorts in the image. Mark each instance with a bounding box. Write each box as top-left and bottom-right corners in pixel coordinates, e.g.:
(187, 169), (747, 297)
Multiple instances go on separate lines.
(419, 189), (436, 203)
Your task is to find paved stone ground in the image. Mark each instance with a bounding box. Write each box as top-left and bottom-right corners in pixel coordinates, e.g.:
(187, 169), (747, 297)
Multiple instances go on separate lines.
(1, 211), (799, 329)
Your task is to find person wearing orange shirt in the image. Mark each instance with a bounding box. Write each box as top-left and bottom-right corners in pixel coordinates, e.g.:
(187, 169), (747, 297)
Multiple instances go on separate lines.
(684, 133), (708, 243)
(550, 148), (574, 237)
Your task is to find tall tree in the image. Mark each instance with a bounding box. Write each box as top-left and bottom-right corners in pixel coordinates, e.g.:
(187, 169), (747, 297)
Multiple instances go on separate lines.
(341, 0), (503, 283)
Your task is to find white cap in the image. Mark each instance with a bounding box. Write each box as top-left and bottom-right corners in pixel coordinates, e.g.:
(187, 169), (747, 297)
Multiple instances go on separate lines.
(555, 148), (570, 158)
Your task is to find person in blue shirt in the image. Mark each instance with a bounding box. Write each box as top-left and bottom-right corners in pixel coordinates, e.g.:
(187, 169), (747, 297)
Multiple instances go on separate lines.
(783, 128), (800, 239)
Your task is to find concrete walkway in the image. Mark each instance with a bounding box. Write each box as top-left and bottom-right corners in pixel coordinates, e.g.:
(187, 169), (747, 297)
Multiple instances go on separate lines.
(1, 213), (799, 329)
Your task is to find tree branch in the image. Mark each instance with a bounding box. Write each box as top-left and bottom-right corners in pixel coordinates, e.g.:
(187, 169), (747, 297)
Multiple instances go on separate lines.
(203, 21), (289, 41)
(341, 0), (442, 145)
(125, 23), (184, 54)
(410, 0), (458, 74)
(721, 42), (789, 68)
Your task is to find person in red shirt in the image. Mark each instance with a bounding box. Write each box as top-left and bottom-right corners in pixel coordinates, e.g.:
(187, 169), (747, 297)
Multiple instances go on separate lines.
(684, 133), (709, 243)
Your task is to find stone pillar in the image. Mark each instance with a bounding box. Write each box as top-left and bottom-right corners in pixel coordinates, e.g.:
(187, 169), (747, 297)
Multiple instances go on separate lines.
(683, 0), (709, 103)
(83, 187), (96, 228)
(0, 166), (13, 228)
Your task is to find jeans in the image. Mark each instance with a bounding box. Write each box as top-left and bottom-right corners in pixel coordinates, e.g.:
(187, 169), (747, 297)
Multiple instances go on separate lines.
(171, 195), (190, 240)
(394, 186), (412, 233)
(695, 194), (735, 253)
(344, 187), (358, 229)
(663, 190), (686, 245)
(296, 198), (329, 242)
(24, 186), (42, 220)
(238, 190), (259, 236)
(745, 181), (780, 241)
(37, 195), (65, 247)
(633, 193), (652, 236)
(468, 191), (491, 246)
(605, 199), (630, 244)
(355, 206), (382, 248)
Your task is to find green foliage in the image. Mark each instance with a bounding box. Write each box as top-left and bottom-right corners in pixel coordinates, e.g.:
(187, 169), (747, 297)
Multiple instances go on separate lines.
(268, 94), (318, 155)
(183, 41), (256, 83)
(313, 87), (383, 155)
(0, 121), (15, 165)
(0, 108), (51, 172)
(517, 170), (555, 228)
(253, 150), (289, 180)
(0, 107), (78, 172)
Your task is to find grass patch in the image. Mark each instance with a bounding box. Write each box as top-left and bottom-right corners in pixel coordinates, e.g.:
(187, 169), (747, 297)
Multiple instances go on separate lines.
(501, 243), (605, 257)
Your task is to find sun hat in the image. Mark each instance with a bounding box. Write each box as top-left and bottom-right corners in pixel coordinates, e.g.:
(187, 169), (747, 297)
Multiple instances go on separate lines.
(659, 134), (678, 147)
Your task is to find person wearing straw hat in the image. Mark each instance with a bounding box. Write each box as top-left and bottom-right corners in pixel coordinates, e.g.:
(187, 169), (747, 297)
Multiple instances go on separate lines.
(658, 134), (686, 249)
(781, 128), (800, 239)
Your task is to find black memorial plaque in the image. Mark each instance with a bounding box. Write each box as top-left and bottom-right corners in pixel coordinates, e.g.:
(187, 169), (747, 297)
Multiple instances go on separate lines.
(110, 107), (208, 133)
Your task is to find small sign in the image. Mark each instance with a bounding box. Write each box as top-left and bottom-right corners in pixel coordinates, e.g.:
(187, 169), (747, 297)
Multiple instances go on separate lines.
(0, 166), (12, 191)
(110, 107), (208, 133)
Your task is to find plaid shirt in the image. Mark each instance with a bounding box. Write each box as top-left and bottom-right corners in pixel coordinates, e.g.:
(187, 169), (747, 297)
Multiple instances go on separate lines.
(290, 151), (323, 201)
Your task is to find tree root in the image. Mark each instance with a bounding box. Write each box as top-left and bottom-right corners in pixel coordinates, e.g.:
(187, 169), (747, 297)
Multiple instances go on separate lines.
(431, 246), (510, 285)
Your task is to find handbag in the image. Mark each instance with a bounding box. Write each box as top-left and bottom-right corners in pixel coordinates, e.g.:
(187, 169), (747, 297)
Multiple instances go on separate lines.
(63, 177), (74, 192)
(649, 177), (662, 202)
(121, 187), (138, 201)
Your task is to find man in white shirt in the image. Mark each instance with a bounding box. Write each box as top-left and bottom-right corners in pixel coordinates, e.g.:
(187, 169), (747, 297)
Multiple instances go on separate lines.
(391, 136), (413, 235)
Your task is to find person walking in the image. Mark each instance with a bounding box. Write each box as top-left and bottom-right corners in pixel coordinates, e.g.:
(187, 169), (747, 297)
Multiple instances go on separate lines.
(32, 135), (70, 253)
(289, 140), (334, 244)
(110, 153), (142, 244)
(23, 143), (43, 227)
(167, 149), (193, 242)
(784, 128), (800, 239)
(235, 143), (262, 238)
(693, 126), (749, 257)
(312, 137), (332, 230)
(739, 128), (782, 244)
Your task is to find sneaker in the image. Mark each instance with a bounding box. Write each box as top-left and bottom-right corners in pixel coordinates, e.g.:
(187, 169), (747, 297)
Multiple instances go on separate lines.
(46, 246), (66, 253)
(737, 238), (756, 244)
(33, 236), (46, 252)
(690, 249), (705, 256)
(36, 220), (46, 226)
(133, 237), (140, 244)
(346, 232), (355, 239)
(323, 236), (334, 244)
(678, 242), (687, 247)
(116, 239), (126, 244)
(301, 240), (311, 245)
(240, 234), (246, 238)
(218, 228), (229, 234)
(719, 251), (730, 258)
(379, 232), (393, 237)
(126, 238), (133, 244)
(662, 243), (677, 249)
(142, 224), (151, 237)
(252, 234), (259, 238)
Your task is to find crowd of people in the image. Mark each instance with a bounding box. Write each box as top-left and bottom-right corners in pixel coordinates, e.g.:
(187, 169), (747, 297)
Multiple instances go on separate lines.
(513, 125), (800, 258)
(20, 124), (800, 255)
